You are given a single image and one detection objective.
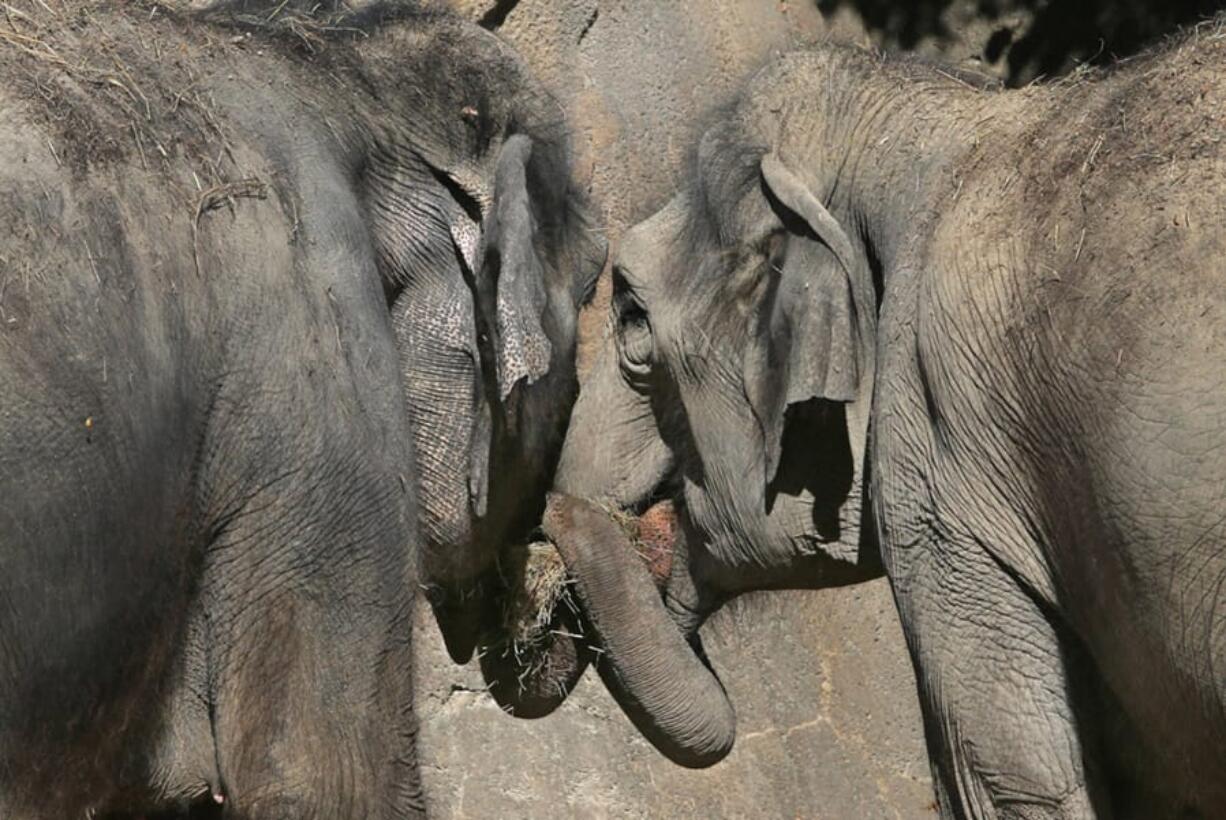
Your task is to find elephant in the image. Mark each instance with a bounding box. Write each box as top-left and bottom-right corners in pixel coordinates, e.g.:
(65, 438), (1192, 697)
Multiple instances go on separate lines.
(0, 2), (599, 816)
(534, 24), (1226, 820)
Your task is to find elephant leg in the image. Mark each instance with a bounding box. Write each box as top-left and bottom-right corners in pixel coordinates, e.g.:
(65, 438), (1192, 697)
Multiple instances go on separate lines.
(889, 534), (1105, 819)
(207, 591), (423, 819)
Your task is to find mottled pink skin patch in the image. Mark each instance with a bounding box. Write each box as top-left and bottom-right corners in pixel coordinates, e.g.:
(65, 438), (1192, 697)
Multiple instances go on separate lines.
(635, 501), (677, 586)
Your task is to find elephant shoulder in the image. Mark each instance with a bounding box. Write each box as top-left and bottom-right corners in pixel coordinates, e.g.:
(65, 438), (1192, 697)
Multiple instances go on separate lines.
(912, 176), (1031, 344)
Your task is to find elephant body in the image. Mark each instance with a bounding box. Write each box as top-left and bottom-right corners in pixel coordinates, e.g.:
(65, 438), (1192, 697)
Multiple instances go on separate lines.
(543, 22), (1226, 819)
(870, 45), (1226, 815)
(0, 3), (597, 816)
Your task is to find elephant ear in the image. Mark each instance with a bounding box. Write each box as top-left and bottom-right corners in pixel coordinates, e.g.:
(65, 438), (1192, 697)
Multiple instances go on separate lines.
(443, 134), (552, 517)
(481, 133), (553, 401)
(749, 153), (874, 484)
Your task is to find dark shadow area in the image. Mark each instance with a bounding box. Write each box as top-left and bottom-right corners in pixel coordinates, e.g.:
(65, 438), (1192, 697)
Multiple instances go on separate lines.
(99, 794), (225, 820)
(767, 399), (853, 542)
(816, 0), (1226, 85)
(477, 0), (520, 30)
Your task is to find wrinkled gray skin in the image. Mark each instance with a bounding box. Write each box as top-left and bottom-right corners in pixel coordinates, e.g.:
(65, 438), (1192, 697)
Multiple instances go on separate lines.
(0, 3), (598, 816)
(547, 31), (1226, 820)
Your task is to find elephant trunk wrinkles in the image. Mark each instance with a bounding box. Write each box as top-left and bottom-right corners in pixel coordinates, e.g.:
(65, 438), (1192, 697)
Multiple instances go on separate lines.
(543, 493), (735, 768)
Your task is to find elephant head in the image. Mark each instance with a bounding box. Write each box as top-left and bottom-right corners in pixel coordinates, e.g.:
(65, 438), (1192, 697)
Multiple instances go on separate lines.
(536, 116), (884, 763)
(350, 13), (605, 687)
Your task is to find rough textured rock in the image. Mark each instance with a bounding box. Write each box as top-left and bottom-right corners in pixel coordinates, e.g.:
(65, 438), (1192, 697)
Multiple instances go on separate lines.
(414, 584), (932, 818)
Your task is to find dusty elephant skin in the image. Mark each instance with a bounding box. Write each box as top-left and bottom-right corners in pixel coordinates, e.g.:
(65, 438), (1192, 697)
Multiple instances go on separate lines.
(0, 1), (600, 816)
(549, 20), (1226, 820)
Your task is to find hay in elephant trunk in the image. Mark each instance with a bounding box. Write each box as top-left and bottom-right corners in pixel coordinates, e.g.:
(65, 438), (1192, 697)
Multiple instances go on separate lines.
(480, 500), (680, 715)
(489, 499), (679, 679)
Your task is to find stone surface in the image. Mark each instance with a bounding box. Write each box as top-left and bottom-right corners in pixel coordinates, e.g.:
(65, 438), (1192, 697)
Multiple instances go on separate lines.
(414, 583), (933, 818)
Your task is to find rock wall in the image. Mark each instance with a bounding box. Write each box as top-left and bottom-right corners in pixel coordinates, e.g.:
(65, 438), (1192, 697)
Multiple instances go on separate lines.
(415, 585), (932, 818)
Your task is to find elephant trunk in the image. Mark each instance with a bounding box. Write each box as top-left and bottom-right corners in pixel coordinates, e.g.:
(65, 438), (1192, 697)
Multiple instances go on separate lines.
(542, 492), (735, 768)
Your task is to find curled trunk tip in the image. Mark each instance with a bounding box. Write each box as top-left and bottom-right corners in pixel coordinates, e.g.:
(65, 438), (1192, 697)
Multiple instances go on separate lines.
(544, 492), (736, 767)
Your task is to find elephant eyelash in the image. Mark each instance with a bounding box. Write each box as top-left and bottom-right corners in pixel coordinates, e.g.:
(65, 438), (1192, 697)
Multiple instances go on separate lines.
(612, 268), (651, 326)
(620, 301), (649, 326)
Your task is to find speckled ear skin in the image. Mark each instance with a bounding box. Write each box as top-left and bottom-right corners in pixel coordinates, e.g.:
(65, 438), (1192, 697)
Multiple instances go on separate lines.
(483, 133), (553, 401)
(433, 133), (554, 520)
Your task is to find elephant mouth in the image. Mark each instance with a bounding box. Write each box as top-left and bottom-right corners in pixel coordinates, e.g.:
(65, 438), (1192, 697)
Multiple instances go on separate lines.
(625, 499), (679, 585)
(540, 492), (736, 768)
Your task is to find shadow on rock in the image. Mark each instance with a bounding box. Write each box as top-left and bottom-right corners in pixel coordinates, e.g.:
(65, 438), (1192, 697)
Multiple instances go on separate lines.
(816, 0), (1226, 84)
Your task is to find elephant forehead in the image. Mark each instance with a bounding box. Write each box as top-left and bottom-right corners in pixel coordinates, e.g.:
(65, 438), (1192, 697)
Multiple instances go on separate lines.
(618, 203), (691, 286)
(617, 225), (664, 273)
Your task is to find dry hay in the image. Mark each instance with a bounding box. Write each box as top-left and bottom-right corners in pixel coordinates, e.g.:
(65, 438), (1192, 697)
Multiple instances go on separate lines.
(482, 538), (583, 695)
(483, 501), (678, 696)
(499, 539), (570, 648)
(0, 2), (227, 180)
(191, 1), (420, 52)
(0, 0), (409, 283)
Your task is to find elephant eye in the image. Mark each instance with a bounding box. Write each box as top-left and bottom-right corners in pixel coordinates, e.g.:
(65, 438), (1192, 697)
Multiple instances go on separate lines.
(620, 303), (654, 367)
(615, 277), (655, 378)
